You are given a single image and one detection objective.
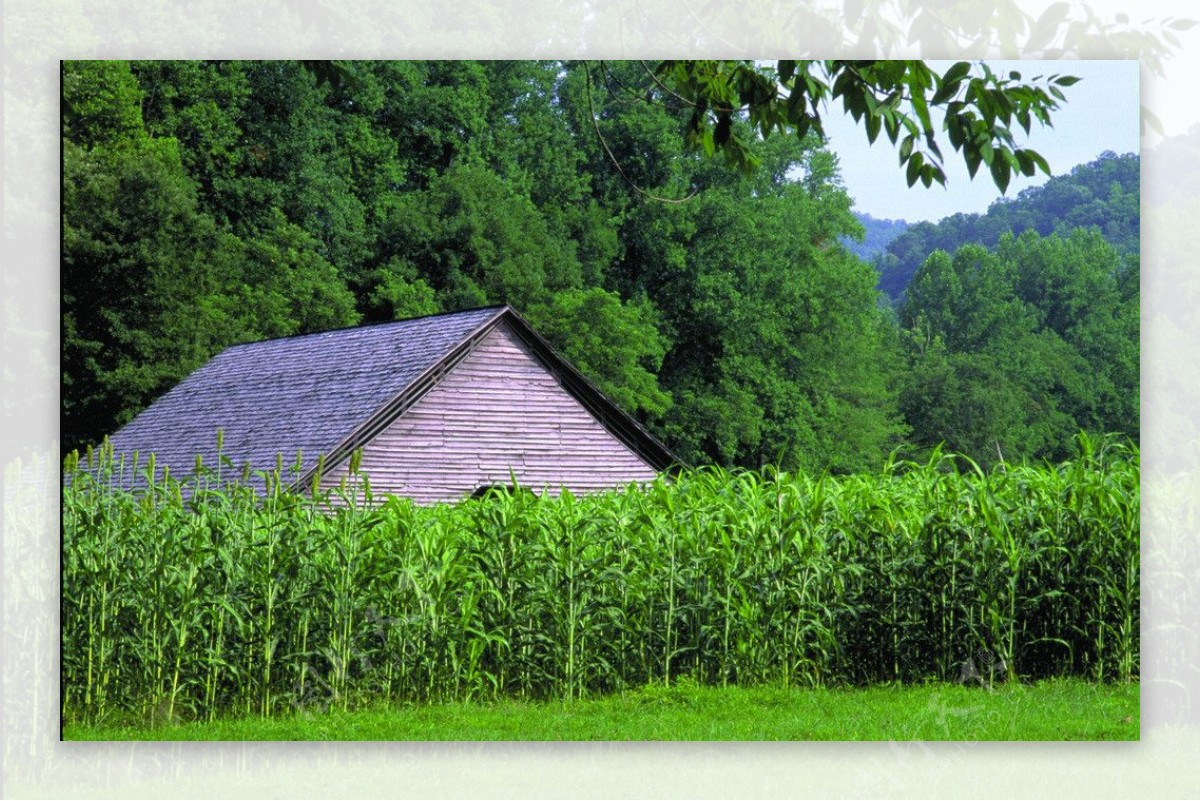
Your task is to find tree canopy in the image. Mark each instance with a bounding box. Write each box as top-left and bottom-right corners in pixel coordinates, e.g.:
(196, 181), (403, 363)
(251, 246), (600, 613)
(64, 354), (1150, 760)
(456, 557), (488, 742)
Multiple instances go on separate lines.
(62, 60), (1138, 471)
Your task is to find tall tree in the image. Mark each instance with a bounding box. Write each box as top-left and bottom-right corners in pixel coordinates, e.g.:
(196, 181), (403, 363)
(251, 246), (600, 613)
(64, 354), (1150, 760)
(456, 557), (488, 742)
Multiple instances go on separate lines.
(898, 230), (1137, 465)
(63, 62), (240, 450)
(63, 61), (361, 451)
(569, 65), (907, 471)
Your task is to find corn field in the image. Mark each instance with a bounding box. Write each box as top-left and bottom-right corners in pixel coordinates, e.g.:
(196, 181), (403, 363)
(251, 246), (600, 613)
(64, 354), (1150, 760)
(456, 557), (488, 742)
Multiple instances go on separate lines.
(61, 435), (1139, 725)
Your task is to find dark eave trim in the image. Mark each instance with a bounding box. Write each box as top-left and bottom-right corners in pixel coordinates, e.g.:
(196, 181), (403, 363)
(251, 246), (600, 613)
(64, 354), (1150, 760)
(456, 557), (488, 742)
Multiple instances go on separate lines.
(499, 307), (685, 474)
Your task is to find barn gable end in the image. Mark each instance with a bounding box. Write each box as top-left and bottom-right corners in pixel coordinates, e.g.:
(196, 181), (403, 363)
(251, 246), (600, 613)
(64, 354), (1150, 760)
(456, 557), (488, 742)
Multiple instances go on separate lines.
(320, 321), (658, 504)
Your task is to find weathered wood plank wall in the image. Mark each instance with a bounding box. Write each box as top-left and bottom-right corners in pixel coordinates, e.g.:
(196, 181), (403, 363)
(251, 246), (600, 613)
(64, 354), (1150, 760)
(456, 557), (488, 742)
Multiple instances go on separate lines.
(321, 321), (659, 504)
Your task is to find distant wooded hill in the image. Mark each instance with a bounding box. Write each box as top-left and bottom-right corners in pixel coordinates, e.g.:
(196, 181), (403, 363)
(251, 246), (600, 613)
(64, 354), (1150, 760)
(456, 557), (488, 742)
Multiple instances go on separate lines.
(873, 151), (1139, 301)
(842, 213), (910, 260)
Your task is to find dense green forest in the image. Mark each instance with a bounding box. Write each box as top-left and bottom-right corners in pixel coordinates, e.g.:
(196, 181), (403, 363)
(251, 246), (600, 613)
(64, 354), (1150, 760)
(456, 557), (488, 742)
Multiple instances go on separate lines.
(62, 60), (1139, 472)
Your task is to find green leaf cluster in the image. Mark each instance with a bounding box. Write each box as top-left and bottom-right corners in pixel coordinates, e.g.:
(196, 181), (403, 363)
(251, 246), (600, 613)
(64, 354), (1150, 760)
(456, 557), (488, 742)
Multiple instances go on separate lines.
(660, 60), (1066, 192)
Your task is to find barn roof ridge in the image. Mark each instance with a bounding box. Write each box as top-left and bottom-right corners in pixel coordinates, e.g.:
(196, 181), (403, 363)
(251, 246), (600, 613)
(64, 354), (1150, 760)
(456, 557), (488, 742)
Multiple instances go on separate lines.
(220, 304), (510, 352)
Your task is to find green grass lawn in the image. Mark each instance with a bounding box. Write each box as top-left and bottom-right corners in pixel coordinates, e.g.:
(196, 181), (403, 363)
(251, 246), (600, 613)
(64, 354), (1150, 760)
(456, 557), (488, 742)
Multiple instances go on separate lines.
(64, 679), (1137, 741)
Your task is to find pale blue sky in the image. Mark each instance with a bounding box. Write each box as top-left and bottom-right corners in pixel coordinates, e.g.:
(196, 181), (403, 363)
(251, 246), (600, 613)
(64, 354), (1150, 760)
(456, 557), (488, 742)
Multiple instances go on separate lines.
(821, 60), (1141, 223)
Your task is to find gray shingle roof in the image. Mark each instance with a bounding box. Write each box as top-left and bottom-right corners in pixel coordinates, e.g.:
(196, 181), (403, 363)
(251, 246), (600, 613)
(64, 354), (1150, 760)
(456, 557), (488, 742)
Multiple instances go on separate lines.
(107, 306), (506, 489)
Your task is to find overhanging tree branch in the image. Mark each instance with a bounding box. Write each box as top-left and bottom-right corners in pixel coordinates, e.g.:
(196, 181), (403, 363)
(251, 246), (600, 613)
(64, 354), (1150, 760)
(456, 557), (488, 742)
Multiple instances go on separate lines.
(584, 62), (699, 205)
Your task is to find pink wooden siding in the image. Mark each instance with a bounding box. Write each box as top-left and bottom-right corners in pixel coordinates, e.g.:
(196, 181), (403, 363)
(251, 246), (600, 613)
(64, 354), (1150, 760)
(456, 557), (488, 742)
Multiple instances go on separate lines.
(320, 321), (659, 504)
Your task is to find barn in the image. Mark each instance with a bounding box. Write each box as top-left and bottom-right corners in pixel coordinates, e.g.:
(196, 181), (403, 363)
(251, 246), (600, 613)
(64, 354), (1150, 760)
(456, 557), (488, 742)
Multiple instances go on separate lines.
(105, 305), (679, 504)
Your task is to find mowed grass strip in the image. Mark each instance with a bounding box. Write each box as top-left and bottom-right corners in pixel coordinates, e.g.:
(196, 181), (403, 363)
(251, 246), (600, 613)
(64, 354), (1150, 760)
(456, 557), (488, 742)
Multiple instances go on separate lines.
(64, 679), (1138, 741)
